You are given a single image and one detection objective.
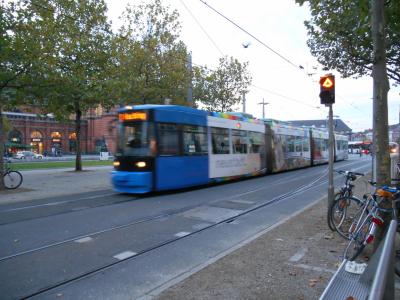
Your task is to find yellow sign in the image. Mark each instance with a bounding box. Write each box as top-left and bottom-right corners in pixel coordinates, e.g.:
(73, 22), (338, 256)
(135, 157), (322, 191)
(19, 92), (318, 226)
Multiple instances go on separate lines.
(321, 77), (334, 89)
(119, 111), (147, 121)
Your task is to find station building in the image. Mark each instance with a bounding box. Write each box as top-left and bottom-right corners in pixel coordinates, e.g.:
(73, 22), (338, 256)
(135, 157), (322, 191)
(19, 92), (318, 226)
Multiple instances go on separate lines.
(4, 107), (118, 156)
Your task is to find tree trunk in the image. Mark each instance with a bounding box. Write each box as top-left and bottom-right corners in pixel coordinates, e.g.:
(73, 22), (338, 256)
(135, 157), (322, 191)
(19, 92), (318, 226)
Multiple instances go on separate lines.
(74, 101), (83, 171)
(371, 0), (391, 252)
(0, 105), (5, 190)
(371, 0), (390, 185)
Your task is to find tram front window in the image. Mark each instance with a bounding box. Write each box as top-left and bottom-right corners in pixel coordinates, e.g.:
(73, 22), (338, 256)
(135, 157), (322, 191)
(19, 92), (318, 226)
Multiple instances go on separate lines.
(118, 122), (154, 156)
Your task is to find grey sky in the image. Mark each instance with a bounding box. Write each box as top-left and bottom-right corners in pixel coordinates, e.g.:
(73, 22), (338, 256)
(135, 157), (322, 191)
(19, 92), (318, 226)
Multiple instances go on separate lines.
(106, 0), (400, 132)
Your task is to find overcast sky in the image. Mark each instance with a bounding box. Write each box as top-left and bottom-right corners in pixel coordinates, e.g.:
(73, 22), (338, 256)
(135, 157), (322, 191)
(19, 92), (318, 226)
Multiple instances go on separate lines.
(105, 0), (400, 132)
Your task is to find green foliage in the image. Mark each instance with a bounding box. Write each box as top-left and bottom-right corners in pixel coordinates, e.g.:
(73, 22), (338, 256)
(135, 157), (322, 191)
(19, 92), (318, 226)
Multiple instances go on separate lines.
(193, 56), (252, 112)
(111, 0), (190, 105)
(27, 0), (114, 115)
(295, 0), (400, 85)
(0, 0), (52, 107)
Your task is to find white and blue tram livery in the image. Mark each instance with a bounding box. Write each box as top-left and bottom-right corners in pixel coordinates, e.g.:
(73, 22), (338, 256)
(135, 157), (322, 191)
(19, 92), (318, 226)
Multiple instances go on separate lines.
(112, 105), (266, 193)
(208, 113), (265, 180)
(112, 105), (348, 194)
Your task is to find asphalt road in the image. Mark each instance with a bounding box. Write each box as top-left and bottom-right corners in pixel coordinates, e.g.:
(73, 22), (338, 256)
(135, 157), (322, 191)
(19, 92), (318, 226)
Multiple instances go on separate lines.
(0, 156), (371, 299)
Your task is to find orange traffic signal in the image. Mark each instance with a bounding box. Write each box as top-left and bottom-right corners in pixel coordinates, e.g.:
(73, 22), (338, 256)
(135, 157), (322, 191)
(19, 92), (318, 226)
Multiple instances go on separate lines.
(319, 74), (335, 105)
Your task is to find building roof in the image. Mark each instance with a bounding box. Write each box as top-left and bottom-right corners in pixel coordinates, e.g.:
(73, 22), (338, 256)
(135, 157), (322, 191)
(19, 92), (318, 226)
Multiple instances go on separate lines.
(287, 119), (352, 133)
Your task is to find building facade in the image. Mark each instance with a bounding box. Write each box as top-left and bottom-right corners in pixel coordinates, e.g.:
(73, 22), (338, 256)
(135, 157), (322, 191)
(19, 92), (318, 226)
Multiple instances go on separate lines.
(4, 110), (118, 156)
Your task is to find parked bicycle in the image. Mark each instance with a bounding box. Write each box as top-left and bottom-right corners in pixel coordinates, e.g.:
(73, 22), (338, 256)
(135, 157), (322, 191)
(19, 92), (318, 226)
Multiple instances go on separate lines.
(342, 183), (400, 276)
(3, 162), (23, 189)
(327, 170), (365, 235)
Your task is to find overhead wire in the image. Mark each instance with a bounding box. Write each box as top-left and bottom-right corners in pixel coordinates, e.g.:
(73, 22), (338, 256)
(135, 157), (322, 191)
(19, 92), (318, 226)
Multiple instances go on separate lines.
(251, 84), (326, 114)
(179, 0), (225, 56)
(196, 0), (370, 123)
(197, 0), (302, 71)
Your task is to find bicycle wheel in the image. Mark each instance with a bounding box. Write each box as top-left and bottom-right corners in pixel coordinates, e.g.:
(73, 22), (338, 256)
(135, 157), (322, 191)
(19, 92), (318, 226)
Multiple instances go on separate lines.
(327, 191), (344, 231)
(329, 196), (367, 239)
(4, 170), (23, 189)
(343, 217), (372, 261)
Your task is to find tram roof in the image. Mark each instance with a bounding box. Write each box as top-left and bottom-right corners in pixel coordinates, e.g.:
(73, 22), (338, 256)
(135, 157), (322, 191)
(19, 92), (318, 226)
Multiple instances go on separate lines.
(119, 105), (262, 124)
(118, 104), (207, 115)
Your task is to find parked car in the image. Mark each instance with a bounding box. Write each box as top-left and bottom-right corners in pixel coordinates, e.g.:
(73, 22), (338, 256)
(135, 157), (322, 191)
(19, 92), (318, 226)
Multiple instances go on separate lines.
(15, 151), (43, 159)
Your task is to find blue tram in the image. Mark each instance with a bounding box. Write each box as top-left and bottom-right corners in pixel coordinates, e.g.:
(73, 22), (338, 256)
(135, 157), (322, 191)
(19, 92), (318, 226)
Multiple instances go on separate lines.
(111, 105), (348, 194)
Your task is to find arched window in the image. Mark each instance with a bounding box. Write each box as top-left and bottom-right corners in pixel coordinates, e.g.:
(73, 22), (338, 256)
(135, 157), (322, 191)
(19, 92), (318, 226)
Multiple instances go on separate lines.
(31, 130), (43, 139)
(51, 131), (62, 139)
(8, 129), (23, 144)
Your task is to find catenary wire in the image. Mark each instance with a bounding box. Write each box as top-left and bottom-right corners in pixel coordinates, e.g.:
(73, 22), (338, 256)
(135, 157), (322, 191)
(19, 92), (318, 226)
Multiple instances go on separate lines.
(197, 0), (302, 71)
(179, 0), (225, 56)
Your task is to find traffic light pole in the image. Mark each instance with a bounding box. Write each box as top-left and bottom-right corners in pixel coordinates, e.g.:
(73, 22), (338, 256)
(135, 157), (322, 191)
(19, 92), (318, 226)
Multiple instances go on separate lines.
(327, 104), (335, 209)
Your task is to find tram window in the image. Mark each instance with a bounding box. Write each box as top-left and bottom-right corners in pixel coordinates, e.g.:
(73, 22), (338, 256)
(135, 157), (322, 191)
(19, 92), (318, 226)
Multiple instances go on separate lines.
(158, 123), (179, 156)
(324, 139), (328, 151)
(287, 136), (295, 153)
(317, 138), (328, 151)
(302, 138), (309, 152)
(211, 127), (229, 154)
(249, 131), (263, 153)
(118, 122), (154, 156)
(295, 137), (302, 152)
(279, 135), (287, 152)
(183, 125), (208, 155)
(232, 129), (248, 154)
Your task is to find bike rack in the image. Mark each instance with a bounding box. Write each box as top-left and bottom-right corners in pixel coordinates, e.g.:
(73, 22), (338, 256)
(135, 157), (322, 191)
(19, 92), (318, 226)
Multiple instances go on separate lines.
(320, 220), (397, 300)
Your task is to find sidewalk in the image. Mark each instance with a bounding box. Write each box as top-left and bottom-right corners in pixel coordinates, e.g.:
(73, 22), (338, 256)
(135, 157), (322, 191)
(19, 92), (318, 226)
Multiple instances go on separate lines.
(0, 166), (113, 205)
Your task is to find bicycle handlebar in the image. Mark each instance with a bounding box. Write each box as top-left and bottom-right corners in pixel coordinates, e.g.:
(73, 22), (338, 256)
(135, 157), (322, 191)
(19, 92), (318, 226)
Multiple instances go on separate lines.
(334, 170), (365, 178)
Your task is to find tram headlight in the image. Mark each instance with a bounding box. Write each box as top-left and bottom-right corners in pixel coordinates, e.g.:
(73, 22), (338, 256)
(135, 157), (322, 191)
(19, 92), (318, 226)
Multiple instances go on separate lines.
(113, 161), (120, 167)
(136, 161), (146, 168)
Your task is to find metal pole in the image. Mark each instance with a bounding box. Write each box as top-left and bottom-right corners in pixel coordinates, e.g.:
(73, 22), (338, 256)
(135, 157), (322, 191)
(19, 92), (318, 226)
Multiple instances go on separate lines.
(328, 104), (334, 208)
(187, 52), (193, 105)
(242, 91), (246, 113)
(258, 99), (269, 119)
(262, 98), (265, 119)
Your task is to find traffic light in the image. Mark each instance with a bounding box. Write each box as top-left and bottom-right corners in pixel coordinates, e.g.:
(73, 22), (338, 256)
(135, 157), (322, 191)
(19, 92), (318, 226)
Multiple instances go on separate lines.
(319, 74), (335, 105)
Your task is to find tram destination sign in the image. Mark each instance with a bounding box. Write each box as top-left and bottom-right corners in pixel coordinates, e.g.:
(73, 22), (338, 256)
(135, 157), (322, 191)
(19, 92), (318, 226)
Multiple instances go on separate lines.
(119, 111), (147, 121)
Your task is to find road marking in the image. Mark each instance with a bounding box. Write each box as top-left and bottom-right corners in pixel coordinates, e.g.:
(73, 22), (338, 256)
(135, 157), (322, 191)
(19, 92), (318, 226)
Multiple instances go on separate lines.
(74, 237), (93, 243)
(175, 231), (191, 237)
(229, 199), (255, 204)
(289, 248), (307, 262)
(2, 192), (116, 212)
(113, 251), (137, 260)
